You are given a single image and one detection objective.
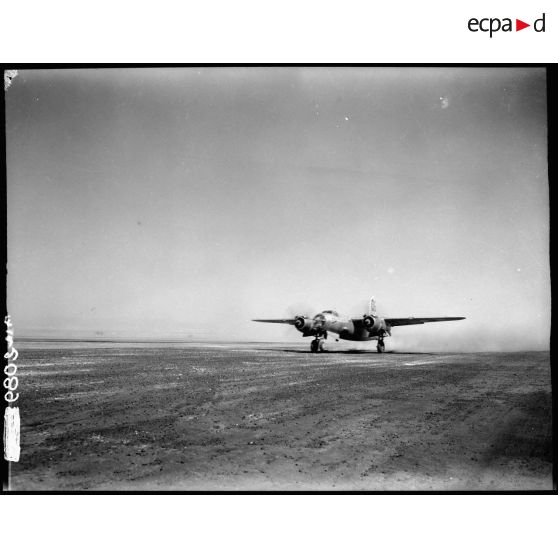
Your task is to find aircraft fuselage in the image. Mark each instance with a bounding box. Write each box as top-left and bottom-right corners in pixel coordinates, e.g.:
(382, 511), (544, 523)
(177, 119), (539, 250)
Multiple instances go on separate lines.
(297, 311), (389, 342)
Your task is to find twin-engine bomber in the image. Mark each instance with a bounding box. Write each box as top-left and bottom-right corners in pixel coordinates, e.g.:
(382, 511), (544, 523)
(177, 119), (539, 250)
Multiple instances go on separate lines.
(253, 298), (465, 353)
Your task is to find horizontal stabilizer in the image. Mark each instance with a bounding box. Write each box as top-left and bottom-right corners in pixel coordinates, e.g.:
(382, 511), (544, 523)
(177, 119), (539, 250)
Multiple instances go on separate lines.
(385, 317), (465, 327)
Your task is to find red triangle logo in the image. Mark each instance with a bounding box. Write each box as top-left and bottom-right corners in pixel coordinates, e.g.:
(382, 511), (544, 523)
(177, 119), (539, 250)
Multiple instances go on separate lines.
(516, 19), (530, 31)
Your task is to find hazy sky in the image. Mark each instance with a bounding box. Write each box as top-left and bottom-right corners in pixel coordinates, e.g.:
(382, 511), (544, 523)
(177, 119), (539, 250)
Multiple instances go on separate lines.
(6, 67), (549, 350)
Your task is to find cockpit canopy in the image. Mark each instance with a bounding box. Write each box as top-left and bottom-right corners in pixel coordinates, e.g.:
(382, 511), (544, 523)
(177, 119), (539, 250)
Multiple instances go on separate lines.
(320, 310), (339, 317)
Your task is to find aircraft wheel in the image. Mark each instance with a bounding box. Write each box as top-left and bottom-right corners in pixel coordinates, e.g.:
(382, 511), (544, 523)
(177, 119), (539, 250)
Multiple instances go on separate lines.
(377, 340), (385, 353)
(310, 339), (319, 353)
(318, 339), (325, 352)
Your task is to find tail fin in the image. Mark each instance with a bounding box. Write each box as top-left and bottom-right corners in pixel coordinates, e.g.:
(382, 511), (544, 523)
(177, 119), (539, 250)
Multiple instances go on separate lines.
(369, 297), (377, 315)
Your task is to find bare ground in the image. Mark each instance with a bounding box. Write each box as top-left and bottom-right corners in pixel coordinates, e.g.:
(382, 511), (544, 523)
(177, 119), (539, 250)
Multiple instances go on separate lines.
(10, 342), (552, 491)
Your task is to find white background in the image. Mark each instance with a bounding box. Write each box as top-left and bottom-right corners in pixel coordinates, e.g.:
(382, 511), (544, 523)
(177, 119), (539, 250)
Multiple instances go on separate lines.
(4, 495), (558, 556)
(2, 1), (555, 556)
(0, 1), (556, 62)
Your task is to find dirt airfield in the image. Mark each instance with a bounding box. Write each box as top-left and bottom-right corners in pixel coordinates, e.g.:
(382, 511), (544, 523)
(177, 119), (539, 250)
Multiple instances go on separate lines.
(11, 341), (551, 491)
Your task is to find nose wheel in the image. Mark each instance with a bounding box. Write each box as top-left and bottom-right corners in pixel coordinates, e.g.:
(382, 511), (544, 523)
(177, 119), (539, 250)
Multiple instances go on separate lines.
(310, 338), (325, 352)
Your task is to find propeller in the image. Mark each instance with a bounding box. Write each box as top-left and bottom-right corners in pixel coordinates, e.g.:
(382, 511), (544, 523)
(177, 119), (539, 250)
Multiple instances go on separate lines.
(363, 315), (375, 330)
(294, 316), (316, 333)
(286, 302), (316, 319)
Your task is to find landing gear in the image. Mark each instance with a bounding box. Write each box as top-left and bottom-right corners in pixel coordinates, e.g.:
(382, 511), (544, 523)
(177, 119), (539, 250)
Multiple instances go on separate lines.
(310, 338), (325, 353)
(377, 338), (385, 353)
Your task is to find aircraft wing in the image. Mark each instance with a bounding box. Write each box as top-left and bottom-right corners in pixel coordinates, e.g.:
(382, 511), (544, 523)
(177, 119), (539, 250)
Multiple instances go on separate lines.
(252, 319), (297, 324)
(385, 317), (465, 327)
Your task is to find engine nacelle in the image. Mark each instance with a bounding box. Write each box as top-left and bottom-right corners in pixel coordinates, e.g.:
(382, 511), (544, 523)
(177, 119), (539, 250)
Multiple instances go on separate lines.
(363, 314), (386, 335)
(294, 315), (316, 335)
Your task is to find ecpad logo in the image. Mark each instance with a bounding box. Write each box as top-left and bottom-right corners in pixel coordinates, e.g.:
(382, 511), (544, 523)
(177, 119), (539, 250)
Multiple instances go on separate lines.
(468, 13), (546, 37)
